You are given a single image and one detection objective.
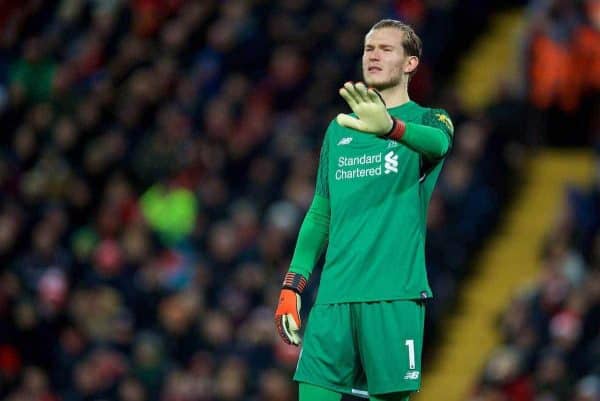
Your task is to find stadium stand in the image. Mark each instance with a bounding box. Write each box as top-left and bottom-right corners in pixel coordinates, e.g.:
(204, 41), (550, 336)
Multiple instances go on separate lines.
(466, 1), (600, 400)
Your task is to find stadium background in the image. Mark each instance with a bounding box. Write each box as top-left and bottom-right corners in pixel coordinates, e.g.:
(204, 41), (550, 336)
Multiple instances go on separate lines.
(0, 1), (598, 401)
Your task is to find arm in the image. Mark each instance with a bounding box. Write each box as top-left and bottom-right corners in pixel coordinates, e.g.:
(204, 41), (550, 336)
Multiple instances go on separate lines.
(385, 109), (454, 160)
(288, 194), (330, 280)
(394, 122), (451, 160)
(275, 128), (331, 346)
(335, 82), (454, 160)
(289, 123), (332, 280)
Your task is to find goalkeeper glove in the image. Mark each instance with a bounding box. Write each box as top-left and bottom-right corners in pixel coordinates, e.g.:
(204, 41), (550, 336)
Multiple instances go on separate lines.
(274, 272), (307, 346)
(336, 81), (406, 141)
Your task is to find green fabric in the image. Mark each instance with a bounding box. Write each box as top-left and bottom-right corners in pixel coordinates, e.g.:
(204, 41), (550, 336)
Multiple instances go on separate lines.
(294, 300), (425, 395)
(299, 382), (341, 401)
(400, 107), (454, 162)
(289, 194), (330, 281)
(401, 118), (452, 160)
(370, 392), (411, 401)
(140, 184), (198, 244)
(315, 129), (330, 199)
(10, 59), (57, 102)
(312, 101), (453, 304)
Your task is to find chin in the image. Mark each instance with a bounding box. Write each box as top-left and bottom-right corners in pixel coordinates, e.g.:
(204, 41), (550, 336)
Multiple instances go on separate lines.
(364, 76), (395, 91)
(365, 81), (391, 91)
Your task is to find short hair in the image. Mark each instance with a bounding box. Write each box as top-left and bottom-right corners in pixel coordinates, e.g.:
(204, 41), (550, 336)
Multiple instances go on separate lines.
(369, 19), (422, 59)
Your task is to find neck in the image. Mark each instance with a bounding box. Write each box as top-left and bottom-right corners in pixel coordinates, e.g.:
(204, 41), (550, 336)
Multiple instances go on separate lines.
(378, 80), (410, 108)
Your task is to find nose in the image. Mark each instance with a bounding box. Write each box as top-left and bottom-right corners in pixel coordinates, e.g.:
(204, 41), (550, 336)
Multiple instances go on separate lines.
(369, 49), (381, 61)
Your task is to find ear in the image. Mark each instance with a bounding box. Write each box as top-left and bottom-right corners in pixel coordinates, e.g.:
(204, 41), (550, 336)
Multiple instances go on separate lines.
(404, 56), (419, 75)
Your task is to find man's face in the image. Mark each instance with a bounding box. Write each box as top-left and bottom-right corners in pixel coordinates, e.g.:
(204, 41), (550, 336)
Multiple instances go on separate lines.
(362, 27), (413, 90)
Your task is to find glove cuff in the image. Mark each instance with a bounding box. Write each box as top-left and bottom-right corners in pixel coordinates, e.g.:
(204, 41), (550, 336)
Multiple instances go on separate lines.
(282, 272), (307, 294)
(384, 118), (406, 141)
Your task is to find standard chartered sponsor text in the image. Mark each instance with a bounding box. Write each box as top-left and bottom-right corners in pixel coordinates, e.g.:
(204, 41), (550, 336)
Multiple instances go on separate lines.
(336, 152), (389, 180)
(338, 153), (382, 167)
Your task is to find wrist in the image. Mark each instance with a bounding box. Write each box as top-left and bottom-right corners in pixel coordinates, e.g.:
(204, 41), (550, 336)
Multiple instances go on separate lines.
(384, 118), (406, 141)
(282, 272), (307, 294)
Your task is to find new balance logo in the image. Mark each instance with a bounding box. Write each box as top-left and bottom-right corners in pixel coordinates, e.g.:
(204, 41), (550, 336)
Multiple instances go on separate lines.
(337, 137), (353, 145)
(404, 371), (420, 380)
(384, 151), (398, 174)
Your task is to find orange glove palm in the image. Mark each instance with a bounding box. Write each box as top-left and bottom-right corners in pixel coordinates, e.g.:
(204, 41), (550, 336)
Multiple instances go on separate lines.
(274, 272), (307, 346)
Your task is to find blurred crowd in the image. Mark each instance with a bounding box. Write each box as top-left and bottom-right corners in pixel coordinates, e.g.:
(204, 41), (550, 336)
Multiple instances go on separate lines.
(525, 0), (600, 146)
(466, 2), (600, 399)
(470, 150), (600, 401)
(0, 0), (545, 401)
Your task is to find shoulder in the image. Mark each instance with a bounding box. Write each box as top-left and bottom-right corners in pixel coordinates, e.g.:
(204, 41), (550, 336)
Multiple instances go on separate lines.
(420, 106), (454, 136)
(323, 117), (347, 140)
(327, 117), (348, 132)
(317, 118), (342, 149)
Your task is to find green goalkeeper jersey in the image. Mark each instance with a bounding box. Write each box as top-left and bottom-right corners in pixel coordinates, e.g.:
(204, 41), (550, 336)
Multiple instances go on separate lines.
(313, 101), (453, 304)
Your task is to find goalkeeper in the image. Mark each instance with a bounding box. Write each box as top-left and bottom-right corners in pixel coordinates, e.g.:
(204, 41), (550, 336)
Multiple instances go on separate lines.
(275, 19), (454, 401)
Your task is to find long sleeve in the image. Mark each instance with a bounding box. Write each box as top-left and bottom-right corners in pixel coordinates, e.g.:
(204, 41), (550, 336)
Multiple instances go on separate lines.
(399, 109), (454, 160)
(287, 125), (332, 280)
(288, 194), (330, 280)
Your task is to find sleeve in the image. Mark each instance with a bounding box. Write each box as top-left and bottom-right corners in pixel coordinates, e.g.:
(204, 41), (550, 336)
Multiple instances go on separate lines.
(288, 194), (330, 281)
(314, 127), (330, 199)
(288, 130), (331, 281)
(419, 108), (454, 157)
(400, 108), (454, 161)
(407, 108), (454, 179)
(420, 108), (454, 145)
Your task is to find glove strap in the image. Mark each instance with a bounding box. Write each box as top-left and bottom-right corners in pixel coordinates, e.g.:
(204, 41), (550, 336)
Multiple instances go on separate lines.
(282, 272), (307, 294)
(384, 118), (406, 141)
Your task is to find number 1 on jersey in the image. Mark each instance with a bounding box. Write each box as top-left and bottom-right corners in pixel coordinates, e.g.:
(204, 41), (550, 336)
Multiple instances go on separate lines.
(405, 339), (416, 369)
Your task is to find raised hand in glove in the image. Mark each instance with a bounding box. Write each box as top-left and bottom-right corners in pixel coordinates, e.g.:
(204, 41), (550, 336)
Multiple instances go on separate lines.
(336, 81), (406, 140)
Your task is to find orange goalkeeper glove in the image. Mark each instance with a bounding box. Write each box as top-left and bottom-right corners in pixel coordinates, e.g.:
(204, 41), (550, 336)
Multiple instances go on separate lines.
(274, 272), (307, 346)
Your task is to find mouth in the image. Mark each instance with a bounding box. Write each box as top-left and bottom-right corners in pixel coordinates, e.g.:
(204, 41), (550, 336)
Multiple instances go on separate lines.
(368, 66), (382, 73)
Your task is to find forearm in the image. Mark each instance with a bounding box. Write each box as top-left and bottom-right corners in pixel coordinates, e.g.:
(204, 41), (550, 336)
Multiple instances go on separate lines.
(399, 122), (451, 160)
(386, 119), (451, 160)
(288, 194), (330, 280)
